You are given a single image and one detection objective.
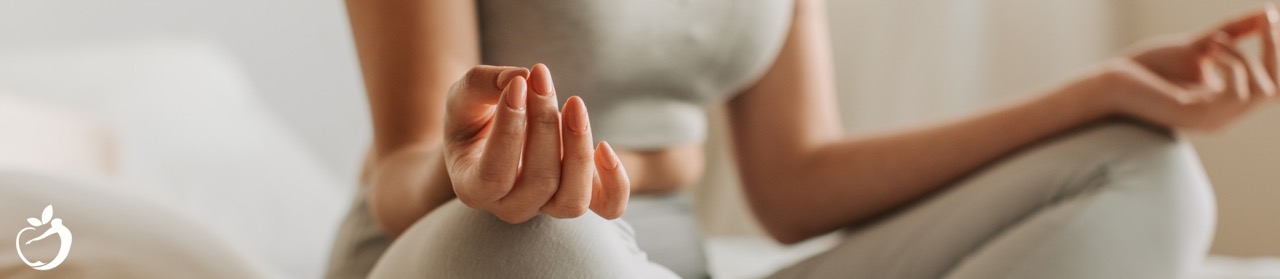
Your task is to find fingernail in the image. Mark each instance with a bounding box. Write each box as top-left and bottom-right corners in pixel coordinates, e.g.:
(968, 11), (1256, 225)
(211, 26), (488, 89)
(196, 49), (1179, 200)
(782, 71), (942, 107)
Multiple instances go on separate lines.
(1267, 3), (1279, 24)
(495, 68), (524, 89)
(495, 69), (513, 89)
(566, 96), (589, 133)
(505, 76), (527, 110)
(533, 64), (555, 97)
(597, 141), (620, 170)
(1213, 32), (1231, 44)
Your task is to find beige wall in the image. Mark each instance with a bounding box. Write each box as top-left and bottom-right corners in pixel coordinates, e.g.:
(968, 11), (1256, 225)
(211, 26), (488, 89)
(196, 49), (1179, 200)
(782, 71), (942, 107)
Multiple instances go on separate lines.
(694, 0), (1280, 257)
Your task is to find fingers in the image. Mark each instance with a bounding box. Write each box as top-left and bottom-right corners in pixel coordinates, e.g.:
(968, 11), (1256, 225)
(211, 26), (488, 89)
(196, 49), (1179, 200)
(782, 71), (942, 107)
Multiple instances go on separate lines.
(446, 65), (530, 137)
(1198, 4), (1280, 97)
(494, 63), (564, 223)
(1214, 5), (1273, 38)
(1210, 50), (1246, 100)
(1116, 58), (1211, 104)
(543, 96), (595, 218)
(1200, 51), (1227, 92)
(590, 141), (630, 219)
(454, 65), (531, 105)
(461, 76), (528, 206)
(449, 63), (627, 223)
(1208, 40), (1260, 100)
(1261, 4), (1279, 89)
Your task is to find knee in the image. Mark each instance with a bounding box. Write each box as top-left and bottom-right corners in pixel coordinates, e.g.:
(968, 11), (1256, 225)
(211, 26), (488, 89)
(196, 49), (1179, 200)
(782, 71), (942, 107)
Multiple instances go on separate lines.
(1011, 121), (1216, 276)
(1072, 120), (1182, 158)
(1075, 121), (1212, 204)
(369, 200), (656, 278)
(1086, 122), (1207, 189)
(1075, 121), (1216, 239)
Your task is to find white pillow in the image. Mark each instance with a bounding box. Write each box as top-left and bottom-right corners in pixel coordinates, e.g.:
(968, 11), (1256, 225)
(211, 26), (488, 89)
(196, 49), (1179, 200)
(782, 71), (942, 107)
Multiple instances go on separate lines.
(0, 170), (279, 278)
(0, 38), (349, 278)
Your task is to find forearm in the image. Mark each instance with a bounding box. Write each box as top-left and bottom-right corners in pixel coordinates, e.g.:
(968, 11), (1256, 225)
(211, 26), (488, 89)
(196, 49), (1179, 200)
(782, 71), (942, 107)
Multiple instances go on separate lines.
(346, 0), (478, 158)
(345, 0), (478, 236)
(751, 73), (1115, 243)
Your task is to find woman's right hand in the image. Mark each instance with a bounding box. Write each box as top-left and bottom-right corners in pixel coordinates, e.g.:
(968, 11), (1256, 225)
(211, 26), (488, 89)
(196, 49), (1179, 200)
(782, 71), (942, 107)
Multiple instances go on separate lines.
(441, 64), (630, 224)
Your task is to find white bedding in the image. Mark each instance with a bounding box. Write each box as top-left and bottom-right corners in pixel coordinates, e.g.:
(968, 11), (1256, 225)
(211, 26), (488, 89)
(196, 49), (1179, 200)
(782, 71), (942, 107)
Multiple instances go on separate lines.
(0, 39), (349, 278)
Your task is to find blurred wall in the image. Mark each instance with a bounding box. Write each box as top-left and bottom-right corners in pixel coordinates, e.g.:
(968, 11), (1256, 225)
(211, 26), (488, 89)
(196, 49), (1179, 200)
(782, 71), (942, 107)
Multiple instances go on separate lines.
(0, 0), (371, 186)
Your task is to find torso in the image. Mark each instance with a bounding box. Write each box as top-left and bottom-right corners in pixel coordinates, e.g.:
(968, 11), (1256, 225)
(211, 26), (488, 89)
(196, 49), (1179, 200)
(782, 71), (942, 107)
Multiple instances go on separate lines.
(475, 0), (794, 192)
(614, 144), (704, 194)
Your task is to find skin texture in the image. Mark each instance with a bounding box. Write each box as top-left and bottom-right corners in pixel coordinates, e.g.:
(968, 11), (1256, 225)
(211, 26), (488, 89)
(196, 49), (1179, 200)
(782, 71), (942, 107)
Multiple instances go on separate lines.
(347, 0), (1280, 242)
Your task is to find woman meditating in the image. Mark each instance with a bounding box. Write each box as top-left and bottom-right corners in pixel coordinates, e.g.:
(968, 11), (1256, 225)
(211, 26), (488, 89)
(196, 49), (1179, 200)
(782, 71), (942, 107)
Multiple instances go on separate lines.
(327, 0), (1280, 278)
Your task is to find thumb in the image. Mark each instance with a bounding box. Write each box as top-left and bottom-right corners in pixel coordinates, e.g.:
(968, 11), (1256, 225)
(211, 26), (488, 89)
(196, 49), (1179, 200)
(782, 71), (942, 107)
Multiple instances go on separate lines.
(446, 65), (529, 133)
(453, 65), (530, 106)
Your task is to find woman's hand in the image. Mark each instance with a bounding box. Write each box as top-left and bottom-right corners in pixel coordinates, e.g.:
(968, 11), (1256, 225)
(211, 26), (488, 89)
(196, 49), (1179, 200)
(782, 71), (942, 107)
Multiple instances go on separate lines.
(1100, 4), (1280, 132)
(441, 64), (630, 224)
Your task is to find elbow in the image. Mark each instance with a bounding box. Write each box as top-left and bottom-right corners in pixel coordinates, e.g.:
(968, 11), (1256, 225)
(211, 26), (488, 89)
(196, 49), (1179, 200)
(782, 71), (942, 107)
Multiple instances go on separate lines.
(744, 180), (822, 245)
(764, 226), (810, 245)
(755, 208), (820, 245)
(739, 155), (832, 245)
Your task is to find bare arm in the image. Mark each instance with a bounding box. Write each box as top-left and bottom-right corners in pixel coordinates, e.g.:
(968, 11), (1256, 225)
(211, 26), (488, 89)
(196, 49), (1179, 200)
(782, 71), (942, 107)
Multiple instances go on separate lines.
(346, 0), (477, 236)
(730, 1), (1280, 244)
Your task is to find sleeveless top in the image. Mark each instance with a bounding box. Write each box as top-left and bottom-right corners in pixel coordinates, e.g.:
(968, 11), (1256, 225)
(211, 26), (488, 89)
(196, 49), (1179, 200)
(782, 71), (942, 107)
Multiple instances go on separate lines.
(478, 0), (793, 149)
(325, 1), (793, 278)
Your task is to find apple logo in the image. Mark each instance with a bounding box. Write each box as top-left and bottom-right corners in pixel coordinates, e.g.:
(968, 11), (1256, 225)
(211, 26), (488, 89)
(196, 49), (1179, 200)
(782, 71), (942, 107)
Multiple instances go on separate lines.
(14, 205), (72, 271)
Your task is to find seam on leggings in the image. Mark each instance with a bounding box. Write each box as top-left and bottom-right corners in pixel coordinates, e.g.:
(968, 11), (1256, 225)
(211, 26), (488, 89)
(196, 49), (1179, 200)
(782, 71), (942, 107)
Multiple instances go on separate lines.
(941, 164), (1113, 278)
(992, 127), (1183, 278)
(996, 167), (1113, 279)
(993, 166), (1126, 277)
(998, 141), (1183, 278)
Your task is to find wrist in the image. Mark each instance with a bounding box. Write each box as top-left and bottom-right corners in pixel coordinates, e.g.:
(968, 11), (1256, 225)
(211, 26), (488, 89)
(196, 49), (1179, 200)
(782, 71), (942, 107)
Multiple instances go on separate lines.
(366, 143), (455, 236)
(1063, 63), (1125, 121)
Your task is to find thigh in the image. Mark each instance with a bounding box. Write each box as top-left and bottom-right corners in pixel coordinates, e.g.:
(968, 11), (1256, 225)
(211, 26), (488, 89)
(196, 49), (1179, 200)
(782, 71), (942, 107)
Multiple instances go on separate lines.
(770, 121), (1213, 279)
(369, 199), (678, 279)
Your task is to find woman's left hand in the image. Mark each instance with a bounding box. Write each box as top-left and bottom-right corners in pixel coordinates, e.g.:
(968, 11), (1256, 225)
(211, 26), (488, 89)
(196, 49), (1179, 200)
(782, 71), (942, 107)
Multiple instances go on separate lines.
(1099, 4), (1280, 132)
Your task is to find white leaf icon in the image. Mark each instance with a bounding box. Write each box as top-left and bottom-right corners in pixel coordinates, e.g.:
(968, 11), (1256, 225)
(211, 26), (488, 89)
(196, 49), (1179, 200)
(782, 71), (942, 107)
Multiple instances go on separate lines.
(40, 205), (52, 225)
(26, 218), (40, 227)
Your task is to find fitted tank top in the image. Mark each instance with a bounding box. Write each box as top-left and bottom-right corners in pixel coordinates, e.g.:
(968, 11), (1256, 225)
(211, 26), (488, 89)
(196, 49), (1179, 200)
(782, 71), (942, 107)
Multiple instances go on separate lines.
(477, 0), (794, 149)
(325, 2), (794, 278)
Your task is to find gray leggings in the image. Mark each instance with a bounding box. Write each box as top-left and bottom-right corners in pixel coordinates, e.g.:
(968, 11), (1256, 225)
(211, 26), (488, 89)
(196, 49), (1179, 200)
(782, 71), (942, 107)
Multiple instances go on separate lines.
(346, 121), (1215, 278)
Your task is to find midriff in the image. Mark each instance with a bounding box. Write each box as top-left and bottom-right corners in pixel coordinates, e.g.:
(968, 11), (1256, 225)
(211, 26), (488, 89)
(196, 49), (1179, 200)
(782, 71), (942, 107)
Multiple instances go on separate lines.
(614, 143), (705, 195)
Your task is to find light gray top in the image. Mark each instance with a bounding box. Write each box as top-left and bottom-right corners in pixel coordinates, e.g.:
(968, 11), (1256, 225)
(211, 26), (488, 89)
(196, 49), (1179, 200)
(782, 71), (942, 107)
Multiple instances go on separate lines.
(478, 0), (794, 149)
(325, 2), (794, 278)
